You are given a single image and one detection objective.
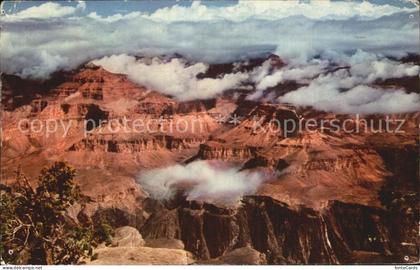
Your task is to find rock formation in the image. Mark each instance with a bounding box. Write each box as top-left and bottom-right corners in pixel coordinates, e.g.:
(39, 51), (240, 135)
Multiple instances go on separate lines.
(1, 55), (418, 264)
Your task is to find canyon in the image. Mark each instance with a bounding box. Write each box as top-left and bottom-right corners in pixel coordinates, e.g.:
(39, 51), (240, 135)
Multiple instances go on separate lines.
(1, 55), (418, 264)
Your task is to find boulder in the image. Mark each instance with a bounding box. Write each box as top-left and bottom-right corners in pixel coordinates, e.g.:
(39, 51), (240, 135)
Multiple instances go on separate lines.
(88, 247), (194, 265)
(220, 247), (267, 265)
(145, 238), (185, 250)
(111, 226), (145, 247)
(200, 246), (267, 265)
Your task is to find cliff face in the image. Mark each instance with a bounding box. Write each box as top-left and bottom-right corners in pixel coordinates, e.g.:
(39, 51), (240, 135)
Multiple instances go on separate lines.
(68, 135), (205, 153)
(194, 142), (258, 161)
(141, 196), (417, 264)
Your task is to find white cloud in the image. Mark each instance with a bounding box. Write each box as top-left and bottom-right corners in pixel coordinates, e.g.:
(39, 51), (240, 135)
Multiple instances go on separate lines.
(0, 1), (418, 114)
(76, 1), (86, 11)
(277, 52), (420, 114)
(4, 1), (86, 19)
(0, 1), (418, 79)
(6, 1), (413, 23)
(248, 59), (329, 99)
(87, 11), (142, 22)
(248, 50), (420, 111)
(92, 51), (420, 111)
(137, 160), (265, 205)
(349, 50), (419, 82)
(280, 82), (420, 114)
(92, 54), (249, 100)
(145, 0), (415, 22)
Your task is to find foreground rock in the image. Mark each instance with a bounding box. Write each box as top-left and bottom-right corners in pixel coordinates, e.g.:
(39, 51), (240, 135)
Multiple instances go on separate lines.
(145, 238), (185, 250)
(111, 226), (145, 247)
(86, 226), (193, 265)
(87, 246), (193, 265)
(200, 246), (267, 265)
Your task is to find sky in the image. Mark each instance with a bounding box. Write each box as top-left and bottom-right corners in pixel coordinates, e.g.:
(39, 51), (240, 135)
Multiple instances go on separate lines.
(1, 0), (417, 16)
(1, 0), (239, 15)
(0, 0), (419, 113)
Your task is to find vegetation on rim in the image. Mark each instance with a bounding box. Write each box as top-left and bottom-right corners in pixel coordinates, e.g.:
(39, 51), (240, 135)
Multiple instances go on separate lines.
(0, 162), (113, 264)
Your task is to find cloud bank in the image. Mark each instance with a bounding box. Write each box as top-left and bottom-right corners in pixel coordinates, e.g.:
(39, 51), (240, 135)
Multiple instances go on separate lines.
(280, 79), (420, 114)
(1, 1), (418, 78)
(1, 1), (419, 114)
(95, 1), (416, 22)
(91, 51), (419, 113)
(248, 59), (329, 100)
(276, 51), (420, 114)
(92, 54), (248, 101)
(138, 161), (265, 205)
(3, 1), (86, 19)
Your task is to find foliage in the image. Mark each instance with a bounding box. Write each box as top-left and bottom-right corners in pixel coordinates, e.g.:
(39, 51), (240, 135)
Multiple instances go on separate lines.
(0, 162), (113, 265)
(93, 218), (113, 246)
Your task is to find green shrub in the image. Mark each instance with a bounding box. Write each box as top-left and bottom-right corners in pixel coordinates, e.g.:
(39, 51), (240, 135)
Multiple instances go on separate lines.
(0, 162), (105, 264)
